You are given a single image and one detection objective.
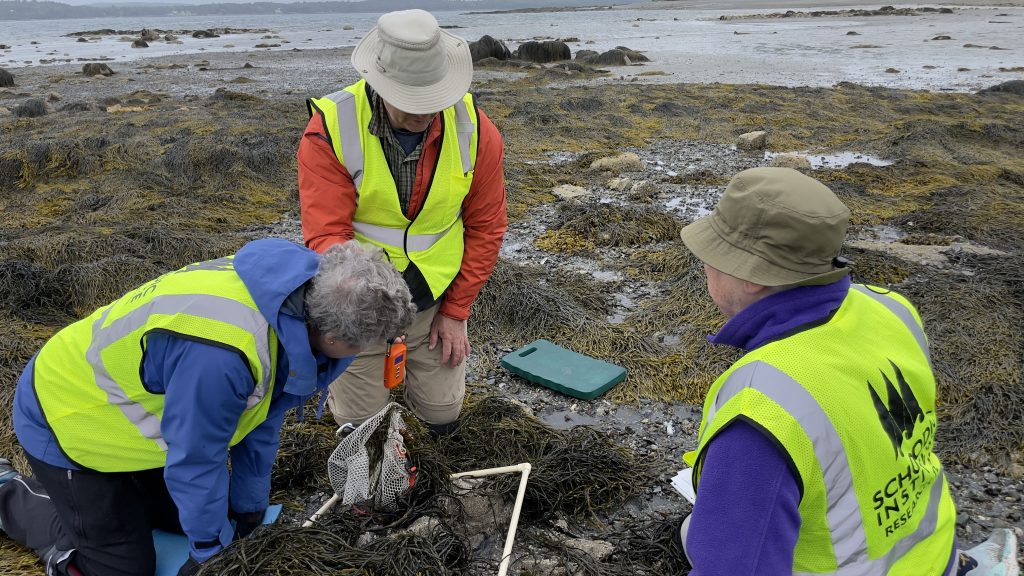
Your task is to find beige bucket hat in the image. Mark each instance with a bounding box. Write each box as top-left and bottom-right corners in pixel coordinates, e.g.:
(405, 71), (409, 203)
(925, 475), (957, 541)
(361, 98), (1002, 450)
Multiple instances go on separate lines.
(680, 167), (851, 287)
(350, 9), (473, 115)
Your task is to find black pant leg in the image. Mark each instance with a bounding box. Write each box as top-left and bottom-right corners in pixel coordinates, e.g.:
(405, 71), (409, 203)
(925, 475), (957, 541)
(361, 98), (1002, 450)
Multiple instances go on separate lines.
(132, 467), (182, 535)
(0, 471), (70, 561)
(25, 454), (159, 576)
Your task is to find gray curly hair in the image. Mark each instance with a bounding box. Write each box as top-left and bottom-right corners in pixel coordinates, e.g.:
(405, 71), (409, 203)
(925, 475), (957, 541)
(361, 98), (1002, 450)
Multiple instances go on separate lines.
(305, 242), (417, 347)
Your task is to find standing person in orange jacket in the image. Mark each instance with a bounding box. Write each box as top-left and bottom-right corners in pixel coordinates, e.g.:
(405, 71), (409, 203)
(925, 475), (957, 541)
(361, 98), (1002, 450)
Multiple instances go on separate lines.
(298, 9), (507, 436)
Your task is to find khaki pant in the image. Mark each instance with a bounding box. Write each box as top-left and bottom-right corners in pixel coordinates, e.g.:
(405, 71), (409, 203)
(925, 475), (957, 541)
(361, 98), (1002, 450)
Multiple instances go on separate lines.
(326, 304), (466, 427)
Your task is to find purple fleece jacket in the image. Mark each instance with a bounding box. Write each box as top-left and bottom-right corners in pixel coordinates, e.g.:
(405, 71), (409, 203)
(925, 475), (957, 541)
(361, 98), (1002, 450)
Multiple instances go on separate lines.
(688, 277), (955, 575)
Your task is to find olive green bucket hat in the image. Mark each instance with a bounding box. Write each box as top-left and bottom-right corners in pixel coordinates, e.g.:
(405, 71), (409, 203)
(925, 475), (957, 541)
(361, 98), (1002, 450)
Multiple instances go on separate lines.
(679, 167), (851, 287)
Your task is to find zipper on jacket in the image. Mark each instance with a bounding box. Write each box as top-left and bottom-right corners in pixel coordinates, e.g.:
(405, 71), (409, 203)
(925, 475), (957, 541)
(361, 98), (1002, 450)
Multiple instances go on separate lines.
(403, 112), (445, 257)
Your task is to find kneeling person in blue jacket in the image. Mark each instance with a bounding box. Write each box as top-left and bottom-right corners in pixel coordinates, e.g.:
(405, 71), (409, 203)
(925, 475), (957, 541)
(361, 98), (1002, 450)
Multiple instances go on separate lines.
(0, 238), (417, 576)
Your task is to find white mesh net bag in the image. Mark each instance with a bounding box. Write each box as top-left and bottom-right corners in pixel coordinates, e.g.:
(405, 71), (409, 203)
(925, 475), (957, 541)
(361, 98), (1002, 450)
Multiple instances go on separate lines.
(327, 402), (412, 511)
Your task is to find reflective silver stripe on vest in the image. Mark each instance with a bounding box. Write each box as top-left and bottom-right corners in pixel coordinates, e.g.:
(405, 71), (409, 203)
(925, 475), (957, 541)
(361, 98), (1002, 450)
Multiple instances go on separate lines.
(794, 474), (947, 575)
(87, 294), (272, 450)
(699, 361), (760, 446)
(710, 361), (946, 575)
(324, 91), (474, 189)
(353, 213), (461, 253)
(180, 256), (233, 273)
(850, 285), (930, 364)
(322, 90), (364, 190)
(453, 99), (474, 175)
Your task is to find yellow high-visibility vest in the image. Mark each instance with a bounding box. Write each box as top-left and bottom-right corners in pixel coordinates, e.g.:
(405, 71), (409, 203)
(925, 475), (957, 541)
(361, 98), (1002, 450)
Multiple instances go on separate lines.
(34, 256), (278, 472)
(688, 285), (956, 575)
(307, 80), (479, 299)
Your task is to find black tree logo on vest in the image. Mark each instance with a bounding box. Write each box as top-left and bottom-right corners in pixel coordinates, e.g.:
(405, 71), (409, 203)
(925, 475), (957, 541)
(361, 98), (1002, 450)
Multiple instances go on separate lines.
(868, 359), (926, 459)
(867, 359), (940, 536)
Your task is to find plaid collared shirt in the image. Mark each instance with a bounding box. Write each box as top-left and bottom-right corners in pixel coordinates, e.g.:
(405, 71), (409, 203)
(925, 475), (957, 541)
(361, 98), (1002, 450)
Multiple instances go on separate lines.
(368, 91), (427, 214)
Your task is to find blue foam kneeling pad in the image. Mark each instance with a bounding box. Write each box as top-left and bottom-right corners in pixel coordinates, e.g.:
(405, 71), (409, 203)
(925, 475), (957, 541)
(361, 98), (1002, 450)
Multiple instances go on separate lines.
(153, 504), (282, 576)
(500, 339), (627, 400)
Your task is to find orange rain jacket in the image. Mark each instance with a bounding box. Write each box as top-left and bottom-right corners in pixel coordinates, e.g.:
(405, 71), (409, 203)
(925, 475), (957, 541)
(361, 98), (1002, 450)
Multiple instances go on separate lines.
(297, 107), (507, 322)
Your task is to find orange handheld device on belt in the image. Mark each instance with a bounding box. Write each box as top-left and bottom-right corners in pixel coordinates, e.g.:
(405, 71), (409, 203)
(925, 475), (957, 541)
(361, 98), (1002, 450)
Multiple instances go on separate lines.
(384, 339), (407, 390)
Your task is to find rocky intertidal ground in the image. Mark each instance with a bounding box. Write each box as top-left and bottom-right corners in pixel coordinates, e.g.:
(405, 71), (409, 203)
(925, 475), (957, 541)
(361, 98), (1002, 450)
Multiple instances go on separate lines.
(1, 44), (1022, 574)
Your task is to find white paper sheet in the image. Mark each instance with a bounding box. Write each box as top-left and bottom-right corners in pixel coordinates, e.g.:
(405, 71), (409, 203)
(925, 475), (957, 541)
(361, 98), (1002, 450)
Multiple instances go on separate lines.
(670, 467), (696, 504)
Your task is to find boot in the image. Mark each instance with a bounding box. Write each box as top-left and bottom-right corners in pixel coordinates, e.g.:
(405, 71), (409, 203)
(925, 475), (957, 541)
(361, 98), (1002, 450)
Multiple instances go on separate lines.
(0, 458), (18, 485)
(960, 528), (1019, 576)
(0, 457), (19, 534)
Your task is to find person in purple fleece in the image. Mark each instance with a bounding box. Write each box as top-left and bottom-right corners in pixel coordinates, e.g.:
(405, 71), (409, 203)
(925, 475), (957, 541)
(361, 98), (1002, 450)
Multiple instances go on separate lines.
(675, 167), (962, 576)
(0, 239), (417, 576)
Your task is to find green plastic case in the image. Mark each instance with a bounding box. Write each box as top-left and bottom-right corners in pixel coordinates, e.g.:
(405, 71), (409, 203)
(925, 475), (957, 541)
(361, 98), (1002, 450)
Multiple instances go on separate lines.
(500, 339), (627, 400)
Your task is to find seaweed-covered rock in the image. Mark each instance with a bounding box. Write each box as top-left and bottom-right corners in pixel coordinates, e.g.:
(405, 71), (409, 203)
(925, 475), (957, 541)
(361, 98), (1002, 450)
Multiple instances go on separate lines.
(584, 49), (632, 66)
(614, 46), (650, 62)
(575, 49), (598, 61)
(469, 35), (511, 62)
(82, 63), (114, 76)
(132, 39), (149, 48)
(13, 98), (47, 118)
(0, 68), (13, 88)
(547, 61), (601, 76)
(515, 40), (570, 64)
(192, 29), (220, 39)
(59, 102), (96, 113)
(978, 80), (1024, 96)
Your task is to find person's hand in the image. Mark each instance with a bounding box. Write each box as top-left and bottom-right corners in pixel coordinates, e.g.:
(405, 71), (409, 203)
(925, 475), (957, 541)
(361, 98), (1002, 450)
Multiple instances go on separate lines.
(428, 314), (469, 367)
(176, 556), (201, 576)
(230, 509), (265, 540)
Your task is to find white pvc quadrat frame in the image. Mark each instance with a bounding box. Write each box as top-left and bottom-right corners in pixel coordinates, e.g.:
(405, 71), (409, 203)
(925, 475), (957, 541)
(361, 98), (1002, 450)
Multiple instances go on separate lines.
(304, 463), (533, 576)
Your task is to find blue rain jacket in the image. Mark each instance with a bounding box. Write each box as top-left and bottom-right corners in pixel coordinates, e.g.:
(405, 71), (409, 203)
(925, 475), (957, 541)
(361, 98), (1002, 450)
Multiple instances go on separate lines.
(14, 238), (353, 562)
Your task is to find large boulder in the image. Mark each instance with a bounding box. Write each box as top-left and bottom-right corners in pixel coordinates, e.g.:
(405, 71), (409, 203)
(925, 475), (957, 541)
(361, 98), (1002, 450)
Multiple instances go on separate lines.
(469, 35), (511, 62)
(737, 131), (768, 151)
(82, 63), (114, 76)
(978, 80), (1024, 96)
(614, 46), (650, 62)
(552, 184), (590, 200)
(575, 49), (598, 61)
(768, 153), (812, 170)
(0, 68), (13, 87)
(590, 152), (644, 173)
(515, 40), (570, 63)
(131, 39), (149, 48)
(585, 49), (632, 66)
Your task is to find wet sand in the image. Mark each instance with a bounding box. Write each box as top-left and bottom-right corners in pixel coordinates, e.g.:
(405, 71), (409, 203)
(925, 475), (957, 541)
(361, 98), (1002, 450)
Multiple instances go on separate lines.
(605, 2), (1024, 92)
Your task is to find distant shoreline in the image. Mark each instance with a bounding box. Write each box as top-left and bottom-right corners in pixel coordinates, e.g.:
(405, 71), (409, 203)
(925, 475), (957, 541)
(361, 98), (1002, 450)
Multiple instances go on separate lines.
(464, 1), (1024, 16)
(466, 5), (616, 15)
(626, 0), (1024, 8)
